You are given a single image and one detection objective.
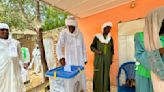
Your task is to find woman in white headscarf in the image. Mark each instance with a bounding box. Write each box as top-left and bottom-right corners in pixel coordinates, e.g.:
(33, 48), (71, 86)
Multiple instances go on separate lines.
(134, 6), (164, 92)
(90, 22), (114, 92)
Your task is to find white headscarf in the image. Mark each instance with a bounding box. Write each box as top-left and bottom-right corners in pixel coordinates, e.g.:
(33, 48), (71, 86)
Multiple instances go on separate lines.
(0, 23), (9, 30)
(0, 23), (13, 40)
(0, 23), (18, 57)
(101, 22), (113, 32)
(144, 6), (164, 51)
(65, 16), (80, 36)
(96, 22), (112, 44)
(65, 16), (78, 27)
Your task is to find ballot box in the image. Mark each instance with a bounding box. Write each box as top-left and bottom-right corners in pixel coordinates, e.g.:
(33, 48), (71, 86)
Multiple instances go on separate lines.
(46, 65), (84, 92)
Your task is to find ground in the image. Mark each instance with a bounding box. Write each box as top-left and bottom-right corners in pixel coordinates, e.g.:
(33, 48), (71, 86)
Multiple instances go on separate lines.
(25, 70), (117, 92)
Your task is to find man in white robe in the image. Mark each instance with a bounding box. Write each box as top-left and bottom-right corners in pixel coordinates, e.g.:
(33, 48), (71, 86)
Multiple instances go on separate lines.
(29, 44), (42, 75)
(21, 47), (30, 84)
(0, 23), (24, 92)
(30, 44), (47, 83)
(56, 16), (87, 92)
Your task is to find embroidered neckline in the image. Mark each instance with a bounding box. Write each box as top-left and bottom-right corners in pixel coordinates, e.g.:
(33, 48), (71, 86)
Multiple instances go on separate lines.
(95, 33), (111, 44)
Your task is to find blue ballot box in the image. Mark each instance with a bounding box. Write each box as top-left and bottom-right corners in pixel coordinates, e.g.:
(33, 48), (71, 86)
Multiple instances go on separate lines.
(46, 65), (85, 92)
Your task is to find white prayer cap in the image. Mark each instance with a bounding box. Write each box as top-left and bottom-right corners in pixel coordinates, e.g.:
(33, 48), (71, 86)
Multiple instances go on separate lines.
(65, 16), (77, 26)
(101, 22), (113, 31)
(0, 23), (9, 30)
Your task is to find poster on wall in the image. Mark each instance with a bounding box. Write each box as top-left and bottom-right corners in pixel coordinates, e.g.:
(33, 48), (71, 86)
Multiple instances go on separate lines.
(118, 18), (145, 66)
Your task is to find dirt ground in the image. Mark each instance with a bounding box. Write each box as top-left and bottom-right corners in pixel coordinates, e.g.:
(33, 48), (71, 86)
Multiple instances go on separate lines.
(86, 80), (117, 92)
(25, 70), (117, 92)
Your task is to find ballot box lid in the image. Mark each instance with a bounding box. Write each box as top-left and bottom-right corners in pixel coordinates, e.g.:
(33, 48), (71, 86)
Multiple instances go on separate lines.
(46, 65), (84, 79)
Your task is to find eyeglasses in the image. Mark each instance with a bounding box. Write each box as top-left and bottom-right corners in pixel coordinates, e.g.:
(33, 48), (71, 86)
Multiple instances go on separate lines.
(0, 29), (8, 31)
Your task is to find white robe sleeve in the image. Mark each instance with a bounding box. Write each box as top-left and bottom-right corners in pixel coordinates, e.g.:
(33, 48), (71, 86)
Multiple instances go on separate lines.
(56, 31), (65, 61)
(28, 48), (37, 69)
(32, 48), (36, 56)
(81, 33), (87, 63)
(17, 42), (23, 61)
(16, 41), (24, 68)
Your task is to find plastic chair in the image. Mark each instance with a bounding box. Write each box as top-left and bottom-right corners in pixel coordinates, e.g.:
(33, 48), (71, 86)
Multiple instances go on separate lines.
(117, 61), (136, 92)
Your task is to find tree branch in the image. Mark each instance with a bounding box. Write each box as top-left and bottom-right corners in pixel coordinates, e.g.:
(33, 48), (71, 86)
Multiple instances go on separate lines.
(17, 0), (35, 29)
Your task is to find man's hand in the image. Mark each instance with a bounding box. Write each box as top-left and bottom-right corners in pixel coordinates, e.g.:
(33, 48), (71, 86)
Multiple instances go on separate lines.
(95, 50), (103, 55)
(59, 58), (65, 66)
(24, 63), (29, 69)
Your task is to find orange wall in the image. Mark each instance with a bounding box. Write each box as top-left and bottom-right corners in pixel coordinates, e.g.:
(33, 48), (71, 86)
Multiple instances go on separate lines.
(78, 0), (164, 85)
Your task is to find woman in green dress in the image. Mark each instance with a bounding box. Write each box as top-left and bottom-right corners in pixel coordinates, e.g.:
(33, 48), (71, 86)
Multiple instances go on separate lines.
(90, 22), (114, 92)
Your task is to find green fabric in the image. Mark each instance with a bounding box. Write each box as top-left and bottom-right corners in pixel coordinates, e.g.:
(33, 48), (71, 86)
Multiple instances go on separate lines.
(90, 37), (114, 92)
(160, 35), (164, 46)
(139, 32), (144, 45)
(139, 32), (164, 47)
(134, 32), (154, 92)
(104, 44), (108, 55)
(136, 32), (164, 78)
(103, 36), (108, 55)
(136, 65), (151, 78)
(21, 47), (27, 61)
(136, 32), (151, 78)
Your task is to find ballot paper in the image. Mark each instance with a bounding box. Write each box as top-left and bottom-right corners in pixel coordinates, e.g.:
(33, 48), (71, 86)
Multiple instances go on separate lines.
(64, 65), (71, 72)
